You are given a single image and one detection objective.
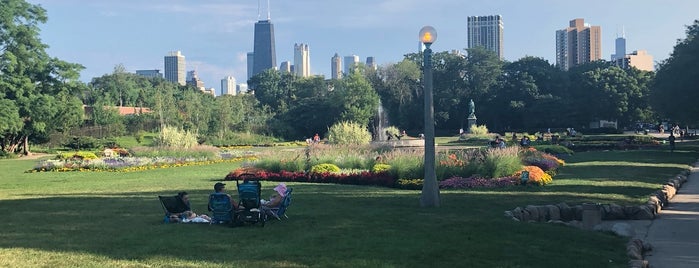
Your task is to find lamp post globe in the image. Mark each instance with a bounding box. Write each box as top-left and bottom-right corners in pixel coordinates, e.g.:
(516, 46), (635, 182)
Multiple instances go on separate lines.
(419, 26), (440, 208)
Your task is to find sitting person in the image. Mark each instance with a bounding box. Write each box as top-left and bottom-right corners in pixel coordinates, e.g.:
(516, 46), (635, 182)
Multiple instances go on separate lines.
(211, 182), (241, 210)
(261, 183), (287, 219)
(181, 211), (211, 223)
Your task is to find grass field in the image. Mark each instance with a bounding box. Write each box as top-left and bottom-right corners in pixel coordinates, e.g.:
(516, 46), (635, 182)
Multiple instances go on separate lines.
(0, 141), (697, 267)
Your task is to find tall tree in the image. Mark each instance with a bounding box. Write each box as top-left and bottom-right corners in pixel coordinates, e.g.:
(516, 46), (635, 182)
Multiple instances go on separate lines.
(652, 20), (699, 125)
(0, 0), (85, 154)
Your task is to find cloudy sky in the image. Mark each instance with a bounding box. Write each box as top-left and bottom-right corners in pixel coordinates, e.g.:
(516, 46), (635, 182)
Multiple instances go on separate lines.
(29, 0), (699, 95)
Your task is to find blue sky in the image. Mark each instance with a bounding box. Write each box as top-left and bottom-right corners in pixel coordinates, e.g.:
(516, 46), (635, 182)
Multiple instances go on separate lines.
(29, 0), (699, 95)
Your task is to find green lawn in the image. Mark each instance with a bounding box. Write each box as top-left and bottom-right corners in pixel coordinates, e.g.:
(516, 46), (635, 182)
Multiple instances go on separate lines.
(0, 141), (697, 267)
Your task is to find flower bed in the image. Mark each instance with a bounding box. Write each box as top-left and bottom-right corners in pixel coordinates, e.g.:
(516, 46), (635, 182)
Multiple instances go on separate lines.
(28, 155), (256, 173)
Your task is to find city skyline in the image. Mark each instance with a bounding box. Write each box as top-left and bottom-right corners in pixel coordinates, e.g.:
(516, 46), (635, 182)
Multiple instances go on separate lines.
(28, 0), (699, 93)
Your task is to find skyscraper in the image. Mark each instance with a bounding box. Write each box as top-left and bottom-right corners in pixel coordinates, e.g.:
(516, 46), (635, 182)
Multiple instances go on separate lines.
(343, 55), (359, 75)
(294, 43), (310, 77)
(247, 52), (254, 80)
(331, 53), (342, 80)
(611, 29), (626, 61)
(467, 15), (504, 59)
(556, 18), (602, 70)
(366, 56), (377, 70)
(164, 51), (186, 85)
(221, 76), (237, 95)
(252, 19), (276, 77)
(280, 61), (291, 73)
(186, 70), (204, 89)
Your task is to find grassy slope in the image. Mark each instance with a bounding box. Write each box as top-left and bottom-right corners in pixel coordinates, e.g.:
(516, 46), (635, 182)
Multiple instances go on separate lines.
(0, 141), (696, 267)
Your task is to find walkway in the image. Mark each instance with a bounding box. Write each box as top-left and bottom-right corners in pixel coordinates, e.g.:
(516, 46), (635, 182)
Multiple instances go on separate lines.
(644, 162), (699, 267)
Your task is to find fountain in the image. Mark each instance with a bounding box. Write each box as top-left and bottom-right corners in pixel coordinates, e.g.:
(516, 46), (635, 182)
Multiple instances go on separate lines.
(371, 100), (424, 147)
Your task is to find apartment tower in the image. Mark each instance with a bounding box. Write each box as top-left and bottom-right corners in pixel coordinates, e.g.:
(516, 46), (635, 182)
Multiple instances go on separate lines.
(556, 18), (602, 70)
(467, 15), (504, 59)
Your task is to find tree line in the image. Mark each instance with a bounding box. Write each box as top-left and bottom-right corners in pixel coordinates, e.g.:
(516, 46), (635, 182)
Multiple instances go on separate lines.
(2, 0), (698, 154)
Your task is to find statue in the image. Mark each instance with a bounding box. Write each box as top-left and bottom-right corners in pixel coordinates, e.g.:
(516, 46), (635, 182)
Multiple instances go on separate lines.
(468, 99), (475, 117)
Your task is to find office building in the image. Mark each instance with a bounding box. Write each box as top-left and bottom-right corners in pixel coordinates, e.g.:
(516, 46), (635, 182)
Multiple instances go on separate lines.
(331, 53), (342, 79)
(280, 61), (292, 73)
(343, 55), (359, 75)
(221, 76), (237, 95)
(186, 70), (205, 89)
(135, 69), (162, 78)
(611, 31), (626, 61)
(366, 56), (377, 70)
(614, 50), (654, 71)
(294, 43), (310, 77)
(247, 52), (254, 80)
(252, 19), (277, 77)
(467, 15), (504, 59)
(164, 51), (186, 85)
(556, 18), (602, 70)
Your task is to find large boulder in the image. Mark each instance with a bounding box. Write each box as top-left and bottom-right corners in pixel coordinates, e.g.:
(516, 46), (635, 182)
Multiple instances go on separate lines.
(525, 205), (540, 222)
(603, 203), (626, 220)
(546, 205), (561, 221)
(556, 203), (574, 221)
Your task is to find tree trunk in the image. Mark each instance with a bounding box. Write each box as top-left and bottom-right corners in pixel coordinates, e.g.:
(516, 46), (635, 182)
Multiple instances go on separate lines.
(22, 135), (31, 156)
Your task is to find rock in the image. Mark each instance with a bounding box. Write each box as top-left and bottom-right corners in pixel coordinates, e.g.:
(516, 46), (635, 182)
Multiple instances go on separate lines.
(546, 205), (560, 221)
(648, 196), (661, 213)
(663, 184), (677, 199)
(525, 205), (540, 222)
(623, 206), (640, 218)
(628, 260), (649, 268)
(611, 223), (634, 237)
(536, 206), (549, 221)
(573, 205), (584, 221)
(632, 205), (655, 220)
(557, 203), (574, 221)
(609, 204), (626, 219)
(511, 207), (524, 221)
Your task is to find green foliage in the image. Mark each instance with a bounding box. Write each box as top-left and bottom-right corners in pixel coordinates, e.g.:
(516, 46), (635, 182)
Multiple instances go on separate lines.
(64, 136), (101, 150)
(385, 152), (424, 180)
(58, 151), (98, 160)
(652, 20), (699, 125)
(310, 163), (341, 173)
(372, 163), (391, 173)
(331, 72), (380, 126)
(532, 145), (574, 155)
(327, 121), (372, 145)
(129, 145), (219, 159)
(397, 178), (423, 190)
(153, 126), (198, 148)
(134, 130), (146, 144)
(469, 124), (489, 136)
(208, 132), (280, 146)
(479, 147), (523, 178)
(383, 126), (400, 138)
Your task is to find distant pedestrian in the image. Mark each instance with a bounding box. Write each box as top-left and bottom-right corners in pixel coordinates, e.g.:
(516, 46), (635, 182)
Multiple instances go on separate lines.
(669, 133), (676, 152)
(313, 133), (320, 143)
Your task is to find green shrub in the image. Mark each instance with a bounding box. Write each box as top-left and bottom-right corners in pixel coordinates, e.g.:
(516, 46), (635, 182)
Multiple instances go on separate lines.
(153, 126), (198, 148)
(0, 151), (17, 159)
(386, 153), (424, 180)
(397, 179), (423, 190)
(129, 145), (218, 159)
(469, 124), (489, 135)
(101, 138), (119, 149)
(64, 136), (100, 150)
(310, 163), (341, 173)
(479, 147), (522, 178)
(532, 145), (574, 155)
(327, 121), (372, 145)
(58, 151), (99, 160)
(372, 163), (391, 173)
(134, 130), (146, 144)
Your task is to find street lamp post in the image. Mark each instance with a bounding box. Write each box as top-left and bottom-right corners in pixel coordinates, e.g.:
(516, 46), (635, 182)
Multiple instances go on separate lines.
(419, 26), (440, 207)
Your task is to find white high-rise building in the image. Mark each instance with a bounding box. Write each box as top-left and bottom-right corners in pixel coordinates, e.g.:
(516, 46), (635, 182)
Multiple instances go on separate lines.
(221, 76), (237, 95)
(331, 53), (342, 80)
(164, 51), (186, 85)
(343, 55), (359, 75)
(280, 61), (292, 74)
(236, 84), (249, 95)
(467, 15), (504, 59)
(294, 43), (310, 77)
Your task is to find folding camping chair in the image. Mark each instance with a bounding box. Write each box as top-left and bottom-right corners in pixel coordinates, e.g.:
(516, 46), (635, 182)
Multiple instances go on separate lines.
(268, 188), (293, 220)
(158, 195), (189, 223)
(208, 193), (235, 224)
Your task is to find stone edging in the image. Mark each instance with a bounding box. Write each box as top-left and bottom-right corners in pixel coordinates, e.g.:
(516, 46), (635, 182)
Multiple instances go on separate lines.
(503, 172), (690, 268)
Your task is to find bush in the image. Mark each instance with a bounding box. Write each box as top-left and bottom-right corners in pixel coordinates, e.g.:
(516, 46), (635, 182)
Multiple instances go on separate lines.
(64, 136), (100, 150)
(129, 145), (219, 159)
(515, 166), (553, 185)
(153, 126), (198, 148)
(310, 163), (341, 173)
(0, 151), (17, 159)
(134, 130), (146, 144)
(58, 151), (99, 160)
(532, 145), (573, 155)
(397, 179), (423, 190)
(327, 121), (372, 145)
(479, 147), (522, 178)
(372, 163), (391, 173)
(383, 126), (400, 139)
(469, 124), (489, 136)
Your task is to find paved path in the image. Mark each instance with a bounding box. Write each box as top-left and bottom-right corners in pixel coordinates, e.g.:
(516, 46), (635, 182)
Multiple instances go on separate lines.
(644, 162), (699, 267)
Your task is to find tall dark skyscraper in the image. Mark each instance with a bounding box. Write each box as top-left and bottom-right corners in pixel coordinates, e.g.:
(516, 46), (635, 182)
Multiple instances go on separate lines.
(252, 19), (276, 77)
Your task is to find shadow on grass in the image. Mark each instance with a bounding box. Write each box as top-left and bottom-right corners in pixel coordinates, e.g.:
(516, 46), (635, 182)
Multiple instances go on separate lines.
(0, 186), (630, 267)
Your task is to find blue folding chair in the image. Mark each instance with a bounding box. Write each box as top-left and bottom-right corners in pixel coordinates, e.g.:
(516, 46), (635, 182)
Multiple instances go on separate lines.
(269, 188), (293, 220)
(208, 193), (234, 224)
